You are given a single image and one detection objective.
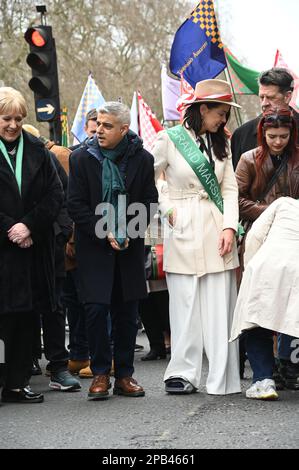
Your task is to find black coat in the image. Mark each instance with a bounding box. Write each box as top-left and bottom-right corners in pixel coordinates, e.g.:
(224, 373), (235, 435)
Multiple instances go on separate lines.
(231, 116), (260, 170)
(0, 131), (64, 314)
(50, 152), (73, 278)
(67, 133), (158, 304)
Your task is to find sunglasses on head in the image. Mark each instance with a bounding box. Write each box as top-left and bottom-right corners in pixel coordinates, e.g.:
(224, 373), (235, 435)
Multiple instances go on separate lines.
(264, 114), (292, 124)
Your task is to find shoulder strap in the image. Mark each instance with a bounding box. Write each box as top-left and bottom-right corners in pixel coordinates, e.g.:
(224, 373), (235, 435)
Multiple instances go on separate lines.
(258, 155), (288, 202)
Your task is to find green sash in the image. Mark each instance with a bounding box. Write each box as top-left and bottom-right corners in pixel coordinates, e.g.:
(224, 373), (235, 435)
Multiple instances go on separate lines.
(0, 134), (24, 194)
(167, 125), (243, 235)
(167, 125), (223, 210)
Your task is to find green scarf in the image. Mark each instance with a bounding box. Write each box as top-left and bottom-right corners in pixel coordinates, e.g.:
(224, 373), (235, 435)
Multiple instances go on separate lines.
(101, 136), (128, 248)
(0, 133), (24, 194)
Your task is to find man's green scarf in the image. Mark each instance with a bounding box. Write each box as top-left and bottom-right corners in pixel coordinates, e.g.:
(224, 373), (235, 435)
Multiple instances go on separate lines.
(101, 136), (128, 249)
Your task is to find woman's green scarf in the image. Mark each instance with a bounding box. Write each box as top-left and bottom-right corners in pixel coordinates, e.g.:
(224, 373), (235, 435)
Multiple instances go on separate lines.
(101, 136), (128, 248)
(0, 134), (24, 194)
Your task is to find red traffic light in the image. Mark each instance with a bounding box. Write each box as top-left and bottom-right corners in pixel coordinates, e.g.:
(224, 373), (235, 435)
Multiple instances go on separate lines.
(32, 30), (46, 47)
(24, 27), (48, 47)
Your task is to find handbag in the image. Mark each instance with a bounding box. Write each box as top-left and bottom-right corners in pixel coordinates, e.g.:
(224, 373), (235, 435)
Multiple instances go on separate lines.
(145, 244), (165, 280)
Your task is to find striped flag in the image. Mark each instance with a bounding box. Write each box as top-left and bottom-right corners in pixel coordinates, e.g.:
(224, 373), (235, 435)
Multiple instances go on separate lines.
(61, 107), (69, 147)
(179, 74), (195, 112)
(137, 92), (163, 152)
(130, 92), (139, 135)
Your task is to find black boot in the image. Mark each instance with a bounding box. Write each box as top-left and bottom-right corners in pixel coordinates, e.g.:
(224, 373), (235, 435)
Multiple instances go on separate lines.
(273, 359), (285, 390)
(279, 359), (299, 390)
(31, 358), (42, 376)
(239, 337), (247, 379)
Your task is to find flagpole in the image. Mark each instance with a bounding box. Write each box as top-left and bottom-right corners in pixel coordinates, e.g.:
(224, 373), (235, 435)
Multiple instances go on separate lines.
(224, 67), (243, 127)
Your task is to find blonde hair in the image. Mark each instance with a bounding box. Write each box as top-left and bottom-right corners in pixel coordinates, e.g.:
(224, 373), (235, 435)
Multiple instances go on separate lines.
(0, 87), (27, 118)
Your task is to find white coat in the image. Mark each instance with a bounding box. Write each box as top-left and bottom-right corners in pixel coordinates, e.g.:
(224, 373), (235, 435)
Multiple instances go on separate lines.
(231, 197), (299, 340)
(153, 129), (239, 276)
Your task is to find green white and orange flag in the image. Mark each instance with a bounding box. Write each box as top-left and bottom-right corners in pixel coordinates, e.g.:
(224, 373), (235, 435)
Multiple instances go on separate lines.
(61, 107), (69, 147)
(224, 48), (259, 95)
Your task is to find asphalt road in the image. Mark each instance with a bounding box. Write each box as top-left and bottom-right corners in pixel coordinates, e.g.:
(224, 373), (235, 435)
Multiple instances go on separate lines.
(1, 331), (299, 450)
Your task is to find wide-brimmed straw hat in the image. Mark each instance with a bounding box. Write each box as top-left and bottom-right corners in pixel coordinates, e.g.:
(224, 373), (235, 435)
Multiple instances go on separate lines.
(194, 79), (241, 108)
(177, 79), (241, 112)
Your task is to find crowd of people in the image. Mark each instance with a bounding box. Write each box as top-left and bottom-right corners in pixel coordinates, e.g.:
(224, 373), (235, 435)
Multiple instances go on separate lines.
(0, 65), (299, 405)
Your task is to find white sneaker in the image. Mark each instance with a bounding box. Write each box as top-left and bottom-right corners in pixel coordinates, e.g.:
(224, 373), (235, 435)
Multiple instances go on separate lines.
(246, 379), (278, 400)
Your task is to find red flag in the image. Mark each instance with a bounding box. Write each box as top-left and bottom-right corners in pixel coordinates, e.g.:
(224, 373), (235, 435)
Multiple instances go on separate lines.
(274, 50), (299, 113)
(137, 92), (163, 152)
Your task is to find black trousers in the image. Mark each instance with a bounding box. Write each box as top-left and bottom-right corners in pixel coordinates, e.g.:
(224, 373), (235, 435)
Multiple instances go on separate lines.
(139, 290), (170, 353)
(0, 311), (35, 390)
(32, 277), (69, 372)
(84, 265), (138, 379)
(62, 269), (89, 361)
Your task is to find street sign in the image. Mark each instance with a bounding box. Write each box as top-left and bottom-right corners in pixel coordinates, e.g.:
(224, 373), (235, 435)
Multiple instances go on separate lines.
(36, 98), (56, 121)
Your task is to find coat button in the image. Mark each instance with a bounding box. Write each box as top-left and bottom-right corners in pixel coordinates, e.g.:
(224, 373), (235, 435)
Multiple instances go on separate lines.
(189, 183), (194, 188)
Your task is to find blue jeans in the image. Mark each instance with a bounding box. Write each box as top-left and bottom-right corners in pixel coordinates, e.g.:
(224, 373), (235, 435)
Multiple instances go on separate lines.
(245, 327), (275, 383)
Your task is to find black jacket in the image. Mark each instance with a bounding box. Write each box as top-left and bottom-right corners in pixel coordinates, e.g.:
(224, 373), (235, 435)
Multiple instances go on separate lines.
(0, 131), (63, 314)
(231, 116), (260, 170)
(67, 133), (158, 304)
(49, 152), (72, 278)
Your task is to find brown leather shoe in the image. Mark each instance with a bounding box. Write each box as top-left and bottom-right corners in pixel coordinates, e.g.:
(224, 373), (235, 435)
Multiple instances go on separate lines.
(113, 377), (145, 397)
(88, 375), (111, 399)
(79, 366), (93, 378)
(68, 360), (90, 375)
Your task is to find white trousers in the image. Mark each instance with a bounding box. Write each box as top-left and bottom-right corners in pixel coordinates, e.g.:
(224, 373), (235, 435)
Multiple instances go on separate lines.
(165, 271), (241, 395)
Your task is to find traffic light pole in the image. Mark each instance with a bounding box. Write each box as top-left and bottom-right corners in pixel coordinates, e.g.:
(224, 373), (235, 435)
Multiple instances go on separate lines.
(36, 4), (47, 26)
(49, 119), (62, 144)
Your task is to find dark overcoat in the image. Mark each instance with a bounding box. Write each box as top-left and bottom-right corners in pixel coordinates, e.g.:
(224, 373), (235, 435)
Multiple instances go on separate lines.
(0, 131), (63, 314)
(49, 152), (72, 278)
(67, 133), (158, 304)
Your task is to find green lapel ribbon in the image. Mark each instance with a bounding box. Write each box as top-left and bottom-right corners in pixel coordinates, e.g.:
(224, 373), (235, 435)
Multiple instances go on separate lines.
(101, 136), (128, 248)
(167, 125), (244, 236)
(0, 133), (24, 194)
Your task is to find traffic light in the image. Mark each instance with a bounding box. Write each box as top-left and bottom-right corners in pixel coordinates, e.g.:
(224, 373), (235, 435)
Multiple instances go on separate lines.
(24, 25), (61, 138)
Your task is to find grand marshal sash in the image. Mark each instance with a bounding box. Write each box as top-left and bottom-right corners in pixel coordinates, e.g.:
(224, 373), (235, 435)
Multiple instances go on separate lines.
(167, 125), (224, 213)
(167, 125), (244, 236)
